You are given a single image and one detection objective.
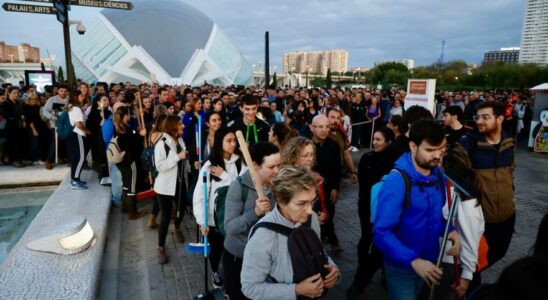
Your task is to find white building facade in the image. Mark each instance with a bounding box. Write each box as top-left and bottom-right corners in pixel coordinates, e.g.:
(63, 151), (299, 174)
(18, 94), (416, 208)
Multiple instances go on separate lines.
(71, 0), (251, 86)
(519, 0), (548, 64)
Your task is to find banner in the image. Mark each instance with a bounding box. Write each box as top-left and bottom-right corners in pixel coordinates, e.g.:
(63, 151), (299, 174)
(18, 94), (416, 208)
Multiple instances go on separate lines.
(404, 79), (436, 114)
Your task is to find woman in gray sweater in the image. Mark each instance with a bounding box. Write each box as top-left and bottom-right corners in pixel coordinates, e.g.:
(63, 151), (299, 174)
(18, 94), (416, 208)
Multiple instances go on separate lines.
(223, 142), (281, 300)
(241, 166), (340, 300)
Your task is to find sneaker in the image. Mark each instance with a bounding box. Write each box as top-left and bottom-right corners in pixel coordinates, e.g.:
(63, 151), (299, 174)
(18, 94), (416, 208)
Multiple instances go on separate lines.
(170, 224), (185, 243)
(70, 180), (88, 190)
(212, 272), (224, 289)
(77, 179), (88, 186)
(36, 161), (46, 165)
(157, 247), (168, 265)
(350, 146), (359, 152)
(45, 161), (54, 170)
(11, 161), (25, 168)
(100, 177), (112, 185)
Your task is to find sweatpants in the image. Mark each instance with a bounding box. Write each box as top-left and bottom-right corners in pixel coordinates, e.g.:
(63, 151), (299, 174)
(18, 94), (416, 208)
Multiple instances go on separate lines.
(66, 132), (87, 181)
(223, 250), (249, 300)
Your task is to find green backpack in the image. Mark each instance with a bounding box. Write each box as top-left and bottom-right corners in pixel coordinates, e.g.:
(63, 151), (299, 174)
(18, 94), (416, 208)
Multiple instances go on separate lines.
(214, 175), (248, 237)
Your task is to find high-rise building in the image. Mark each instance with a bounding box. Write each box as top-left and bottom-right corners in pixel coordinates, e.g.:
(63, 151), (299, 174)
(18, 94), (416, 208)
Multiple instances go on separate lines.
(0, 42), (40, 63)
(484, 47), (520, 64)
(519, 0), (548, 64)
(283, 49), (348, 73)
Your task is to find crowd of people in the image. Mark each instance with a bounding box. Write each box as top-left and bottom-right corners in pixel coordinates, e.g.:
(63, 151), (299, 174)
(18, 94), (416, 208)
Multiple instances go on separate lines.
(0, 80), (546, 300)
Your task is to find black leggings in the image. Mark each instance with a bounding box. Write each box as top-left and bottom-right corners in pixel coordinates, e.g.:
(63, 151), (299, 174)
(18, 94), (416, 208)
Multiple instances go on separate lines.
(207, 227), (224, 273)
(353, 195), (383, 290)
(157, 193), (185, 247)
(223, 250), (249, 300)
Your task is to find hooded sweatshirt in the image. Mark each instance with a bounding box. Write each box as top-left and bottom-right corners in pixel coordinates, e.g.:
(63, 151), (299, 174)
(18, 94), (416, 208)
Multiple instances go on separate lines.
(192, 153), (247, 227)
(373, 152), (447, 270)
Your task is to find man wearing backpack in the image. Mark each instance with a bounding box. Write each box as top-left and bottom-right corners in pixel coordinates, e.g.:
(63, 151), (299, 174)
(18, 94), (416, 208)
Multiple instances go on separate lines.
(373, 120), (460, 300)
(42, 84), (69, 170)
(459, 100), (516, 292)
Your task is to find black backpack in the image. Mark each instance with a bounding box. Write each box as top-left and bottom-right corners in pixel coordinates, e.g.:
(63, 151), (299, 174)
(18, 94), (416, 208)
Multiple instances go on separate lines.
(250, 217), (329, 300)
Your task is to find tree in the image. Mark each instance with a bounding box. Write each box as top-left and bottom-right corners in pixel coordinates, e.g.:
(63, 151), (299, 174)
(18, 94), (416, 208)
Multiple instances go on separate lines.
(57, 66), (65, 83)
(272, 72), (277, 87)
(325, 68), (333, 88)
(368, 62), (409, 86)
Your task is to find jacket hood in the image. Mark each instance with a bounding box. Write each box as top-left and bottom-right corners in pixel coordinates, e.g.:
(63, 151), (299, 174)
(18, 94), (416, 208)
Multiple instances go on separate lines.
(225, 153), (241, 165)
(394, 152), (443, 184)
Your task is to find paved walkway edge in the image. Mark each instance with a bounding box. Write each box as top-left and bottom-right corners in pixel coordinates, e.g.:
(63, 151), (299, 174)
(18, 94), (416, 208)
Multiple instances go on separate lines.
(0, 171), (111, 299)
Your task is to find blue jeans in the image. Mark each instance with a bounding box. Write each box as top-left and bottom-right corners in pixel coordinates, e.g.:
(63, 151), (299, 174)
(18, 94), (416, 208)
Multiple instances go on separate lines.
(109, 161), (122, 205)
(384, 263), (424, 300)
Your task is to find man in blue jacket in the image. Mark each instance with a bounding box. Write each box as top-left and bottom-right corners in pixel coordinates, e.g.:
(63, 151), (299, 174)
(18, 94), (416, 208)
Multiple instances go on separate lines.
(373, 119), (460, 300)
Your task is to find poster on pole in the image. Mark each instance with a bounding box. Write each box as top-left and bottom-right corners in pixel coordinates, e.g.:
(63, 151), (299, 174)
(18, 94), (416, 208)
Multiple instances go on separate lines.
(404, 79), (436, 114)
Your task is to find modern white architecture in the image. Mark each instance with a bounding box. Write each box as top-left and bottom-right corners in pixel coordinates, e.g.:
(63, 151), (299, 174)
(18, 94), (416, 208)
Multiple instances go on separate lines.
(71, 0), (251, 86)
(519, 0), (548, 64)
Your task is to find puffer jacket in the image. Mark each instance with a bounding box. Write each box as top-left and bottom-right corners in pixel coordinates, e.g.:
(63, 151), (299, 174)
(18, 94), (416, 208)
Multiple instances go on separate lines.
(373, 152), (447, 270)
(459, 131), (515, 223)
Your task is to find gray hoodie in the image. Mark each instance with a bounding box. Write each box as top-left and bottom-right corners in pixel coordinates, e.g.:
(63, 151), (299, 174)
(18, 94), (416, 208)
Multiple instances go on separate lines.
(223, 170), (274, 258)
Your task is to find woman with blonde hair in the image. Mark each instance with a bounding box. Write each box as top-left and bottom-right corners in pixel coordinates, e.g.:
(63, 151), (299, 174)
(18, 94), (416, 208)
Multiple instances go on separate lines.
(281, 136), (329, 224)
(241, 165), (340, 300)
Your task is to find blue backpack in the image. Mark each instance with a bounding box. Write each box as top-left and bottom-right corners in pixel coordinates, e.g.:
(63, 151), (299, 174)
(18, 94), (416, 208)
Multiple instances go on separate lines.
(55, 110), (73, 140)
(370, 167), (442, 223)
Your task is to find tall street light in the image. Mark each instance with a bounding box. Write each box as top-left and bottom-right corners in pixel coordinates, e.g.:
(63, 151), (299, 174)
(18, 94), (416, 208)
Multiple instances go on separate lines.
(306, 65), (310, 88)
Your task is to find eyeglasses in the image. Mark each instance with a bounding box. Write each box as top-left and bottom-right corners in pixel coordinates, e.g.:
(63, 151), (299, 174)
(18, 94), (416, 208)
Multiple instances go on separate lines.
(473, 114), (498, 121)
(311, 125), (330, 130)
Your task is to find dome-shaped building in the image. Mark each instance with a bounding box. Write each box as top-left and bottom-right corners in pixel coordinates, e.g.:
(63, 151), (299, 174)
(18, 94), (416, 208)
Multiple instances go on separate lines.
(71, 0), (251, 86)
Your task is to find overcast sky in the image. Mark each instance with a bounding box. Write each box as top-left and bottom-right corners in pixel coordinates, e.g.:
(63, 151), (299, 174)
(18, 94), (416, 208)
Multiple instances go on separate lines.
(0, 0), (524, 70)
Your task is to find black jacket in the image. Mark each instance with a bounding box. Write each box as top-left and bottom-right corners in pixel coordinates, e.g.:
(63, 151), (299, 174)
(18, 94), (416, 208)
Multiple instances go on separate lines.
(226, 117), (270, 147)
(313, 138), (342, 192)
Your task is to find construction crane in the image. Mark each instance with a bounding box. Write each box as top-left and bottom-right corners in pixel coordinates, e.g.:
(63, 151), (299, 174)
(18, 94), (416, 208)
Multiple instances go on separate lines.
(439, 40), (446, 65)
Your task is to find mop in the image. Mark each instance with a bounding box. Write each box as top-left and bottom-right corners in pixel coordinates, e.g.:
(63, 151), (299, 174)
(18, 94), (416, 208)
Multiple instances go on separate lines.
(193, 170), (223, 299)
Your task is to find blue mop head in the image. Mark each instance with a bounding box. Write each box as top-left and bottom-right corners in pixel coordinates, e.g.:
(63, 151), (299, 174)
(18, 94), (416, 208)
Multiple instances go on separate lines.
(185, 242), (210, 254)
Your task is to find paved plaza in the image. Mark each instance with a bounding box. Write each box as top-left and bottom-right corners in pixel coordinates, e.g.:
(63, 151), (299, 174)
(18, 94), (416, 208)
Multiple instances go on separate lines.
(104, 147), (548, 300)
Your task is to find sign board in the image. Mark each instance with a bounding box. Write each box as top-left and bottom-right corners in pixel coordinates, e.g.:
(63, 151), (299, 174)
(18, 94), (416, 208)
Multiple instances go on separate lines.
(2, 3), (56, 14)
(404, 79), (436, 114)
(15, 0), (133, 10)
(25, 70), (56, 93)
(53, 0), (68, 24)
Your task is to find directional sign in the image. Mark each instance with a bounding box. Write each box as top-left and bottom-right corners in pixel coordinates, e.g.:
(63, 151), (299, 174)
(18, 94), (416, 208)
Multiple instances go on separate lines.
(72, 0), (133, 10)
(2, 3), (56, 14)
(53, 0), (68, 24)
(12, 0), (133, 10)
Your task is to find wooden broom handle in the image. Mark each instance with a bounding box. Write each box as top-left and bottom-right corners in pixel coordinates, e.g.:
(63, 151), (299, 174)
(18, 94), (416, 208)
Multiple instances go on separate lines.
(235, 130), (265, 199)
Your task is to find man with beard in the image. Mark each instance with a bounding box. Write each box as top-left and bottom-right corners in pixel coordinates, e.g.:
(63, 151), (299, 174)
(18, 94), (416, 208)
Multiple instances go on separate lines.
(459, 101), (515, 291)
(374, 119), (460, 300)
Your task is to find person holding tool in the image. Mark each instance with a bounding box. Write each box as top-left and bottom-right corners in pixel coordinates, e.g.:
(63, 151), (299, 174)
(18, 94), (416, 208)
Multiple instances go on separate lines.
(42, 84), (69, 169)
(373, 120), (460, 300)
(153, 115), (188, 264)
(222, 141), (281, 300)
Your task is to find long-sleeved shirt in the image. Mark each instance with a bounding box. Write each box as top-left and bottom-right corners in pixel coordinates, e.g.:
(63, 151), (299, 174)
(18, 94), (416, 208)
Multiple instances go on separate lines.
(223, 170), (275, 258)
(42, 95), (68, 128)
(313, 138), (341, 192)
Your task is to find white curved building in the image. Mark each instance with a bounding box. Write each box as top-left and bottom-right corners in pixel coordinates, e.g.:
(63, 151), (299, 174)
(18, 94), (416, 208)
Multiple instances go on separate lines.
(71, 0), (251, 86)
